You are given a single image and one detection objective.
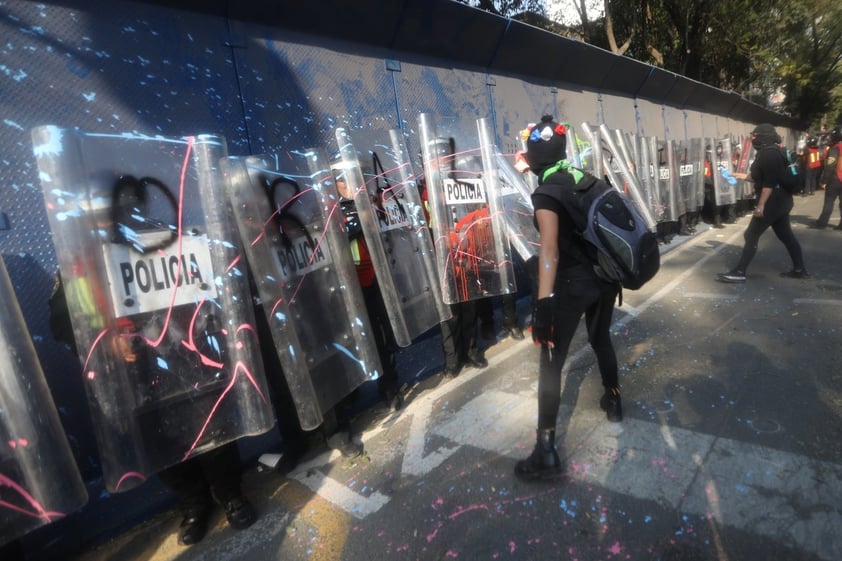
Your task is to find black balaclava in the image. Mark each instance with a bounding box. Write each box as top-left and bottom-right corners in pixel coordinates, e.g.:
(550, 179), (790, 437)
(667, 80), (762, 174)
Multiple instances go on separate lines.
(751, 123), (780, 149)
(524, 115), (568, 178)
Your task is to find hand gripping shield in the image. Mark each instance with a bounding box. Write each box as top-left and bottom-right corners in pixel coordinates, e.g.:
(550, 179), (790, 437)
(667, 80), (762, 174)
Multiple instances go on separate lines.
(31, 127), (274, 492)
(418, 113), (515, 304)
(333, 127), (451, 347)
(222, 149), (381, 431)
(0, 256), (87, 546)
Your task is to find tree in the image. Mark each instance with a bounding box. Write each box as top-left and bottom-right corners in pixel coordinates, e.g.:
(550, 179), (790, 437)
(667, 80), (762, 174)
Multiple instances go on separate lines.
(774, 0), (842, 125)
(454, 0), (546, 18)
(463, 0), (842, 127)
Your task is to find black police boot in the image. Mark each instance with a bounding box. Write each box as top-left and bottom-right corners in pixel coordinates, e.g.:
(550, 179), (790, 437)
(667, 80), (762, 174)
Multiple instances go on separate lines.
(222, 495), (257, 530)
(177, 503), (211, 546)
(514, 428), (564, 482)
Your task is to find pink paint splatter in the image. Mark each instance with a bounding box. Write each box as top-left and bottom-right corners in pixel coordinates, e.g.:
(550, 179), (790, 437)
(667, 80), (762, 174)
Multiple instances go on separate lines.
(509, 540), (516, 553)
(608, 541), (623, 555)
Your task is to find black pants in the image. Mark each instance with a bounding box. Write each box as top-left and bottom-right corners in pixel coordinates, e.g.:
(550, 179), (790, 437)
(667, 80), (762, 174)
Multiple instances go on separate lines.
(362, 281), (398, 399)
(817, 181), (842, 227)
(537, 271), (618, 431)
(441, 299), (482, 370)
(805, 168), (820, 195)
(157, 441), (243, 512)
(477, 294), (518, 332)
(735, 194), (804, 273)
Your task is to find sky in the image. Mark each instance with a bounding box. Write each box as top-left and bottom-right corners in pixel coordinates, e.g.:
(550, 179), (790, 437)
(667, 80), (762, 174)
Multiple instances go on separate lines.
(546, 0), (605, 26)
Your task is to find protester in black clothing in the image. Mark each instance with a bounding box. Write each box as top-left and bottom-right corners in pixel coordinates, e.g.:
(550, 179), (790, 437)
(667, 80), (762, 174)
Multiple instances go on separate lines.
(717, 123), (809, 283)
(513, 115), (622, 483)
(814, 126), (842, 230)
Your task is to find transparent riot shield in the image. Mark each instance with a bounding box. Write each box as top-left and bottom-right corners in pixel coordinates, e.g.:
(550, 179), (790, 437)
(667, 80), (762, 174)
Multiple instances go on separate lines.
(676, 141), (695, 217)
(418, 113), (515, 304)
(31, 127), (274, 492)
(221, 150), (381, 431)
(657, 140), (680, 222)
(711, 137), (738, 206)
(333, 127), (450, 348)
(636, 136), (662, 223)
(566, 123), (589, 170)
(480, 119), (540, 261)
(736, 137), (756, 201)
(689, 138), (706, 212)
(0, 257), (87, 547)
(580, 122), (604, 178)
(600, 124), (658, 229)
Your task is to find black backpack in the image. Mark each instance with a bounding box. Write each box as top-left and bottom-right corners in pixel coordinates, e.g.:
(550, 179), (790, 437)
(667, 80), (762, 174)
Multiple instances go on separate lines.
(571, 174), (661, 291)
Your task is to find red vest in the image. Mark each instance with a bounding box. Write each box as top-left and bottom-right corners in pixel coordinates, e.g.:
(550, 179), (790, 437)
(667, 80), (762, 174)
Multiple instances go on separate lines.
(807, 147), (821, 169)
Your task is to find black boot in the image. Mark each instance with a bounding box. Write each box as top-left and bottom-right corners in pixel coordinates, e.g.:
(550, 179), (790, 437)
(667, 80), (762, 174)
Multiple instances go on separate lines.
(514, 428), (564, 482)
(600, 387), (623, 422)
(177, 502), (211, 546)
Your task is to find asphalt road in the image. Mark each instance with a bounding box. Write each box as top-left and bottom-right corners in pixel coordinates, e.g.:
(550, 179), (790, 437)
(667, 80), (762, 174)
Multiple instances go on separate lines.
(65, 193), (842, 561)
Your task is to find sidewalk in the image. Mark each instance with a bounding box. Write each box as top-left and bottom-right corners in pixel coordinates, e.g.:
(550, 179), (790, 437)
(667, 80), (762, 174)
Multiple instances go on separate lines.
(60, 193), (842, 561)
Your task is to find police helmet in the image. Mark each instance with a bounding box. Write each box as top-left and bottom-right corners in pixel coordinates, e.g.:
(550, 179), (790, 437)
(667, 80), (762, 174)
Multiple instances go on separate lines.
(830, 127), (842, 143)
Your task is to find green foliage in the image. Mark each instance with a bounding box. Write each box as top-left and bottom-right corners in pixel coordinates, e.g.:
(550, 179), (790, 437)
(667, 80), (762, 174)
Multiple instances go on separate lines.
(461, 0), (841, 125)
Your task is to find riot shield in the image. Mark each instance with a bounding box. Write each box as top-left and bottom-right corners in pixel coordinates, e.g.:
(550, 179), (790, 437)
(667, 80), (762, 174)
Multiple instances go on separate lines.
(333, 127), (450, 348)
(688, 138), (706, 212)
(711, 137), (738, 206)
(657, 140), (680, 222)
(222, 149), (382, 431)
(418, 113), (515, 304)
(566, 123), (589, 170)
(480, 119), (539, 261)
(736, 137), (756, 201)
(676, 141), (695, 217)
(600, 124), (658, 229)
(636, 136), (662, 222)
(31, 127), (274, 492)
(0, 257), (87, 546)
(580, 122), (604, 178)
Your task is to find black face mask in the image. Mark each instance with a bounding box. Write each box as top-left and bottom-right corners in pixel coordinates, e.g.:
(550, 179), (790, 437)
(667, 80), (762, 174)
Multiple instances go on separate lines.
(752, 135), (776, 150)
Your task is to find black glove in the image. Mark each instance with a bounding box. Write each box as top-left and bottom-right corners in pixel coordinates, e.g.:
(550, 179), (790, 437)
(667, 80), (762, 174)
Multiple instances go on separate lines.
(531, 296), (555, 346)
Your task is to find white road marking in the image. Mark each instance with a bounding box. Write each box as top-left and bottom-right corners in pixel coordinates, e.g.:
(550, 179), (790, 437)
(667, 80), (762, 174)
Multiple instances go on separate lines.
(794, 298), (842, 306)
(285, 225), (842, 559)
(434, 390), (842, 561)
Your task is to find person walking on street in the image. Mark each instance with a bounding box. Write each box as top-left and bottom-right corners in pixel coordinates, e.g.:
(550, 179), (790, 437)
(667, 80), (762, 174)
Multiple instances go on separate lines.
(513, 115), (622, 483)
(717, 123), (809, 283)
(813, 126), (842, 230)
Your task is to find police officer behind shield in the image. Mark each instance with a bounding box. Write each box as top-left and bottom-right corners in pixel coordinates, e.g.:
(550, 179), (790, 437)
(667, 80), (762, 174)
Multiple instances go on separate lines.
(49, 273), (257, 546)
(813, 126), (842, 230)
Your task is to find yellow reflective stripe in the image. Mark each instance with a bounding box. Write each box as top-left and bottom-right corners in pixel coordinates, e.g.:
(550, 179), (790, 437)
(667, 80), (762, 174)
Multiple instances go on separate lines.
(350, 238), (362, 265)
